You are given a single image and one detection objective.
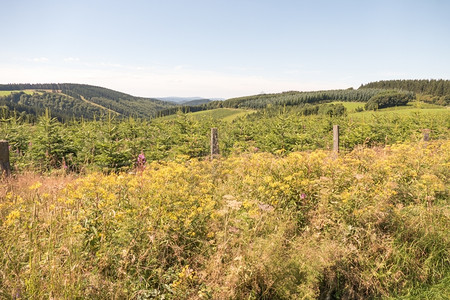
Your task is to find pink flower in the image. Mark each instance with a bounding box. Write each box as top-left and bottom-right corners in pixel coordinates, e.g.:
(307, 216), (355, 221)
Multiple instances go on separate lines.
(62, 158), (68, 170)
(137, 151), (146, 169)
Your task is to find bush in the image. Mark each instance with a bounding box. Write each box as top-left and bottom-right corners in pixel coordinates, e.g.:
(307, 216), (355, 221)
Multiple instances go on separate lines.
(365, 90), (414, 110)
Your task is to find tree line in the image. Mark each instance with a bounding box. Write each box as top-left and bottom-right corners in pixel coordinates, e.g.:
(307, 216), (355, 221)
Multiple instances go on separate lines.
(360, 79), (450, 105)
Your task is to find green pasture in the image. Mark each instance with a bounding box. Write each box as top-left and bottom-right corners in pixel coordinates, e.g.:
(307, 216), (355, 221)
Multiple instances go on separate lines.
(330, 101), (365, 112)
(163, 108), (255, 122)
(354, 105), (449, 118)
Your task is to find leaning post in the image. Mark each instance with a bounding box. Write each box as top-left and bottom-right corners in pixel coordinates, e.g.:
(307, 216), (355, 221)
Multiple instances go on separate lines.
(0, 140), (11, 177)
(210, 128), (219, 159)
(333, 125), (339, 153)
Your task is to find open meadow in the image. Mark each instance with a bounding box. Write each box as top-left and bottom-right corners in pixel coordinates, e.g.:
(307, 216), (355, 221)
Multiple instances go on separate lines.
(161, 108), (255, 123)
(0, 139), (448, 299)
(0, 100), (449, 298)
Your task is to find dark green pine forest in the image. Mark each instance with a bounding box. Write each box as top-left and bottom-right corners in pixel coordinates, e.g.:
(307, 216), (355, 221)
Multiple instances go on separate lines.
(359, 79), (450, 96)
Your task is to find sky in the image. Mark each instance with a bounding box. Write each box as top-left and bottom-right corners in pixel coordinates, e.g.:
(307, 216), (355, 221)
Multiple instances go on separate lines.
(1, 0), (449, 99)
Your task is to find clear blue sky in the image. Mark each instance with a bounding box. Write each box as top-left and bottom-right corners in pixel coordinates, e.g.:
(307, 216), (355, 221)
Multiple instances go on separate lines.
(1, 0), (449, 99)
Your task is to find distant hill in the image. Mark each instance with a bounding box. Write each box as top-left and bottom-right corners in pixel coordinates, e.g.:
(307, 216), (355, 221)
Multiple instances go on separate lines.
(0, 83), (177, 120)
(157, 88), (419, 118)
(182, 99), (212, 106)
(156, 97), (222, 104)
(158, 80), (450, 118)
(157, 97), (203, 103)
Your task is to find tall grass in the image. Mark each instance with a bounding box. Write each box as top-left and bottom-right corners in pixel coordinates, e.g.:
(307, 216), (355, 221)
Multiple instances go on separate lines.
(0, 140), (448, 298)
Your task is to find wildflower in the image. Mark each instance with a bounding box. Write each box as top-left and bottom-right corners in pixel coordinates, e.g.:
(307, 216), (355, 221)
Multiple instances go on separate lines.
(4, 210), (20, 226)
(250, 146), (259, 152)
(300, 193), (306, 200)
(29, 181), (42, 190)
(62, 158), (68, 170)
(137, 151), (146, 170)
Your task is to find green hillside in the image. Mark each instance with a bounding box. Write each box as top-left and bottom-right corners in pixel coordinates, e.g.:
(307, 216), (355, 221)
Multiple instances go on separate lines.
(162, 108), (255, 122)
(0, 83), (177, 120)
(160, 87), (423, 119)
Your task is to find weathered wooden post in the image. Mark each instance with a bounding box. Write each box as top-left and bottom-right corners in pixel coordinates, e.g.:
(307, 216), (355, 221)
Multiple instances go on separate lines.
(423, 129), (430, 142)
(210, 128), (219, 159)
(0, 140), (11, 177)
(333, 125), (339, 153)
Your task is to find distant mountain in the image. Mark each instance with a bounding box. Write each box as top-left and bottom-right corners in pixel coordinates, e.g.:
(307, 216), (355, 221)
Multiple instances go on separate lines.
(182, 99), (212, 106)
(0, 83), (177, 120)
(157, 97), (224, 104)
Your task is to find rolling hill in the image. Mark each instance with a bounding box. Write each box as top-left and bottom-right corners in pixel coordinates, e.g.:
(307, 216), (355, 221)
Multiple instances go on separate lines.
(158, 80), (450, 119)
(0, 83), (177, 120)
(156, 97), (218, 105)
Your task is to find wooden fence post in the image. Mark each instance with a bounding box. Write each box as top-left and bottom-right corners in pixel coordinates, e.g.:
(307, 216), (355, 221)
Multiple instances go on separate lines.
(333, 125), (339, 153)
(0, 140), (11, 177)
(423, 129), (430, 142)
(211, 128), (219, 159)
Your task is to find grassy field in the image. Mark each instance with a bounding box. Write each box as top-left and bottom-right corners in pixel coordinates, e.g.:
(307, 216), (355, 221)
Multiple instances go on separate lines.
(330, 101), (365, 112)
(1, 140), (448, 298)
(163, 108), (255, 122)
(0, 90), (41, 96)
(331, 101), (449, 115)
(354, 105), (449, 118)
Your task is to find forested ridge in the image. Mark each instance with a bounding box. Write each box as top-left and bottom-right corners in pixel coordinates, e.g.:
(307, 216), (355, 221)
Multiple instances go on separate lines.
(215, 88), (402, 109)
(359, 79), (450, 96)
(0, 83), (176, 120)
(1, 91), (108, 121)
(360, 79), (450, 105)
